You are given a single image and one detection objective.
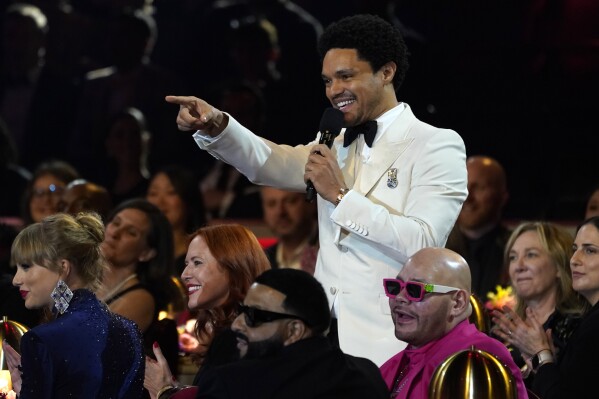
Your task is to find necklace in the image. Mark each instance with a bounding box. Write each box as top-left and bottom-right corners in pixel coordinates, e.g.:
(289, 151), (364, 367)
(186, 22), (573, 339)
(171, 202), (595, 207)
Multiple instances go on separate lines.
(390, 362), (410, 398)
(101, 273), (137, 302)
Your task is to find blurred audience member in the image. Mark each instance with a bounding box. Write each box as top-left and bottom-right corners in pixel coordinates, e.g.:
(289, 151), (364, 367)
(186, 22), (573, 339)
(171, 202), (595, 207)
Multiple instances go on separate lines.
(494, 221), (587, 387)
(0, 3), (48, 160)
(0, 2), (81, 170)
(584, 185), (599, 220)
(103, 107), (152, 206)
(446, 155), (511, 298)
(99, 198), (176, 331)
(69, 8), (182, 180)
(147, 165), (207, 274)
(185, 0), (325, 145)
(99, 198), (181, 375)
(22, 159), (79, 225)
(3, 212), (144, 398)
(144, 224), (271, 398)
(261, 186), (318, 274)
(493, 217), (599, 398)
(226, 18), (303, 144)
(59, 178), (113, 221)
(0, 117), (31, 222)
(201, 82), (265, 220)
(380, 247), (527, 399)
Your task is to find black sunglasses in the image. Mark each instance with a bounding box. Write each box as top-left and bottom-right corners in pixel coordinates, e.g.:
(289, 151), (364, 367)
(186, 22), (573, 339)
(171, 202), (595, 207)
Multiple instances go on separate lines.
(237, 303), (308, 327)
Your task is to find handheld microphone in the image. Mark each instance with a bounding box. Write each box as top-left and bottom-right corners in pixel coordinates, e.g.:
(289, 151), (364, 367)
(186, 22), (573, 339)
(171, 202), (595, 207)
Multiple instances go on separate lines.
(306, 108), (344, 202)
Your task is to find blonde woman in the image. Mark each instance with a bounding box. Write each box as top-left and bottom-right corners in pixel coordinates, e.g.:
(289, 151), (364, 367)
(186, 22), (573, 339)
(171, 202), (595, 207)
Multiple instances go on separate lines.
(3, 212), (144, 398)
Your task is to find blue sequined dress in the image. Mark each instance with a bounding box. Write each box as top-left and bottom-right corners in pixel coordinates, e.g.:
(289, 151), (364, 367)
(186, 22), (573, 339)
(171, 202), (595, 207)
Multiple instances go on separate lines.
(18, 289), (144, 398)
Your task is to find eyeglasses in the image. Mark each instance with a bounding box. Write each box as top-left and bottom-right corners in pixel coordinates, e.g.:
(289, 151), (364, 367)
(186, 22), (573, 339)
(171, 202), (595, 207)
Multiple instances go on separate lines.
(383, 278), (461, 302)
(32, 184), (64, 199)
(237, 303), (308, 328)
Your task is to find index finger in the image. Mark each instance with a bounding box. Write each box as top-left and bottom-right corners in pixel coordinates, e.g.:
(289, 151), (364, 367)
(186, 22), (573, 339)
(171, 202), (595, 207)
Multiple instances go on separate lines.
(165, 95), (199, 106)
(152, 342), (169, 367)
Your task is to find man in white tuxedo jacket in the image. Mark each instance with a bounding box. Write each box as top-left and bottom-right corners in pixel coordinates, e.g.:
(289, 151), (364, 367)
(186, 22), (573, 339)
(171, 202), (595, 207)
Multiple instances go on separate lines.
(165, 14), (467, 366)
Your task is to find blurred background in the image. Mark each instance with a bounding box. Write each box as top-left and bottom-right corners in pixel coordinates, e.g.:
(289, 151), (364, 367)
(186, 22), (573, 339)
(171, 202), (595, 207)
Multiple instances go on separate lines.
(1, 0), (598, 222)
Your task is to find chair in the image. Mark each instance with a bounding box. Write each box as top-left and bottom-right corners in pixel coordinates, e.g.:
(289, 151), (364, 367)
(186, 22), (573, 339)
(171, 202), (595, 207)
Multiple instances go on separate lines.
(429, 346), (517, 399)
(469, 294), (491, 334)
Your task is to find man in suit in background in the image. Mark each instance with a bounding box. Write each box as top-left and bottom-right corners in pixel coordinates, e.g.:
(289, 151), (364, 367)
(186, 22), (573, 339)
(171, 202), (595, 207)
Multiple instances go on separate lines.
(445, 155), (511, 299)
(165, 14), (467, 366)
(261, 186), (318, 274)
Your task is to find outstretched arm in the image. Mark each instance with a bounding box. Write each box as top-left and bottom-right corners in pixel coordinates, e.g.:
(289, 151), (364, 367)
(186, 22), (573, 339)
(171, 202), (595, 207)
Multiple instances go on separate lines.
(165, 95), (229, 137)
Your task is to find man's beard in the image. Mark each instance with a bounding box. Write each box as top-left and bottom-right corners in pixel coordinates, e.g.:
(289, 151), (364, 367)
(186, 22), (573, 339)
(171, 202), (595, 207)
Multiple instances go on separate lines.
(244, 334), (286, 360)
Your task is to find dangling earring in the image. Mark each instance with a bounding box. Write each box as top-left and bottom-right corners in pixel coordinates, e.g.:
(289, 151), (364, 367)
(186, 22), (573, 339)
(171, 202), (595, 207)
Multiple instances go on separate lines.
(51, 279), (73, 314)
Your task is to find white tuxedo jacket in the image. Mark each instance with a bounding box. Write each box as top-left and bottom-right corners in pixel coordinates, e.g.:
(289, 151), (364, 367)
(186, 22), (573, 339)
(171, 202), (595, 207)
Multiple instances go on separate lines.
(195, 104), (467, 366)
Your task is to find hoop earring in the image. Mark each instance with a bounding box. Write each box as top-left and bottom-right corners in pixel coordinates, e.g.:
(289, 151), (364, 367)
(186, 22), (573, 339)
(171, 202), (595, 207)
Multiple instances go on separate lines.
(51, 279), (73, 314)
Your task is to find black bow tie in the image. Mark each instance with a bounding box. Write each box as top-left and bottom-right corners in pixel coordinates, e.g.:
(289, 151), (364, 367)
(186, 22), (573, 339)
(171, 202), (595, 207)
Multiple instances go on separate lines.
(343, 120), (378, 147)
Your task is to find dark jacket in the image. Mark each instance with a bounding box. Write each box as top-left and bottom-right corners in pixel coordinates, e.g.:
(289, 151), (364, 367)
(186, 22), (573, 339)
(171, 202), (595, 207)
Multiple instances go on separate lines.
(194, 336), (388, 399)
(533, 301), (599, 398)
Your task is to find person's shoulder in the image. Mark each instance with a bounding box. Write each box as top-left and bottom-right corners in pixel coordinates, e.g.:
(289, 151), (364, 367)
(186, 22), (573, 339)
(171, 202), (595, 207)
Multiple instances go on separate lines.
(343, 353), (381, 371)
(577, 303), (599, 331)
(112, 310), (144, 335)
(397, 105), (461, 140)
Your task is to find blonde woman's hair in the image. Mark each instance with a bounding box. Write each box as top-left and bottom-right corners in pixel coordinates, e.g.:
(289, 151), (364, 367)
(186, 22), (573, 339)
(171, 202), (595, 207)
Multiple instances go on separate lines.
(11, 212), (108, 291)
(504, 221), (588, 319)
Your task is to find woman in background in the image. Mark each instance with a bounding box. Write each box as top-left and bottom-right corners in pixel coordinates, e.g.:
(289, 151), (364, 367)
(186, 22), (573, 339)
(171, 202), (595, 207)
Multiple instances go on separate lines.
(99, 198), (182, 375)
(3, 212), (144, 398)
(494, 221), (586, 387)
(147, 164), (207, 275)
(22, 159), (79, 225)
(99, 198), (176, 332)
(494, 217), (599, 398)
(103, 107), (152, 205)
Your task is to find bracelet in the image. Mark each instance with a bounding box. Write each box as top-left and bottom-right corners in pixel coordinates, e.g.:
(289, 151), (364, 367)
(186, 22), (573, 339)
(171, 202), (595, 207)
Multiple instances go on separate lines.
(156, 384), (175, 399)
(531, 349), (554, 373)
(335, 188), (350, 206)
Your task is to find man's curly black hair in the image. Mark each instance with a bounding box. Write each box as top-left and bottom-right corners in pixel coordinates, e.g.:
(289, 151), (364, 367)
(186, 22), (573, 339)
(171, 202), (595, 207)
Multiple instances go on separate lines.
(317, 14), (409, 92)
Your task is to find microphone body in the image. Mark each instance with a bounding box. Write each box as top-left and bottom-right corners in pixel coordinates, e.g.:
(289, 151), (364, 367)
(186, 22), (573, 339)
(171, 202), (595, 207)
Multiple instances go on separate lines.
(306, 108), (344, 202)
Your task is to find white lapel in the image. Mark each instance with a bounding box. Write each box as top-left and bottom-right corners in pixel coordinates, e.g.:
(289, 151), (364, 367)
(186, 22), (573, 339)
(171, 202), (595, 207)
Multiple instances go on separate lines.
(355, 106), (417, 196)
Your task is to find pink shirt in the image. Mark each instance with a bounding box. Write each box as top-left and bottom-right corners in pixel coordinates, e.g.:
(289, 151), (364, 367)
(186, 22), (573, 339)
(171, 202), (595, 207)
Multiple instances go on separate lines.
(379, 320), (528, 399)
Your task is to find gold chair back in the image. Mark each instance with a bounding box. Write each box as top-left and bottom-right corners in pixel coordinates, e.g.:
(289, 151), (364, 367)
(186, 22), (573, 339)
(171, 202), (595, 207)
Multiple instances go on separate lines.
(0, 316), (29, 369)
(429, 346), (517, 399)
(469, 294), (491, 334)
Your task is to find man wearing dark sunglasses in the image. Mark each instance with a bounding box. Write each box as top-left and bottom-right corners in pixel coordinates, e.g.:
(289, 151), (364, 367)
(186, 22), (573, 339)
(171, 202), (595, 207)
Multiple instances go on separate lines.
(194, 268), (389, 399)
(379, 247), (528, 399)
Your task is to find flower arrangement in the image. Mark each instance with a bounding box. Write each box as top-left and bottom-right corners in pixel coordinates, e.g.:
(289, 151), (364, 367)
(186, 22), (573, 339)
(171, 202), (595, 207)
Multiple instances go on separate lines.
(177, 319), (200, 354)
(485, 285), (516, 311)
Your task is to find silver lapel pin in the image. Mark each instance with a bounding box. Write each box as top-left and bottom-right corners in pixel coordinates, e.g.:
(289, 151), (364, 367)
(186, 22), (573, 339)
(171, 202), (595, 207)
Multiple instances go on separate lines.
(387, 168), (398, 188)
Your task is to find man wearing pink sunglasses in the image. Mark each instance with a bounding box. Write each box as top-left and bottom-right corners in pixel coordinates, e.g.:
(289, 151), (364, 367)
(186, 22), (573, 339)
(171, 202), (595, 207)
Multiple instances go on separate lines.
(379, 247), (528, 399)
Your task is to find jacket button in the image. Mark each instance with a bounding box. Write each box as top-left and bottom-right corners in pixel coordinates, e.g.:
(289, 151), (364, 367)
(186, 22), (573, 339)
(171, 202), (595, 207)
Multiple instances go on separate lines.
(330, 287), (337, 295)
